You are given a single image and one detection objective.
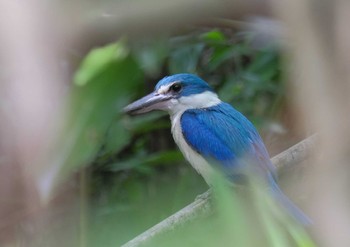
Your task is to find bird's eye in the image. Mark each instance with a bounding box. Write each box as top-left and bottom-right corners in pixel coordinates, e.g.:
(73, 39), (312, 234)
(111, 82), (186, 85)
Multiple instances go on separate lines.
(170, 83), (182, 93)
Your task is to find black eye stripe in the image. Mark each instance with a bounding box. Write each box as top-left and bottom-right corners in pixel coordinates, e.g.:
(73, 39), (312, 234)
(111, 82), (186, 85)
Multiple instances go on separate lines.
(170, 83), (182, 93)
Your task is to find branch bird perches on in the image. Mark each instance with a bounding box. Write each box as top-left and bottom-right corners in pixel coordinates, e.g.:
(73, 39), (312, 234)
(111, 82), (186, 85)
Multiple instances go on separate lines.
(122, 135), (317, 247)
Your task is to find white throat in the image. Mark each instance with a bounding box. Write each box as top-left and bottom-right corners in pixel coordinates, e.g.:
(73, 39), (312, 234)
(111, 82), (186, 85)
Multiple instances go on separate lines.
(167, 91), (221, 184)
(167, 91), (221, 117)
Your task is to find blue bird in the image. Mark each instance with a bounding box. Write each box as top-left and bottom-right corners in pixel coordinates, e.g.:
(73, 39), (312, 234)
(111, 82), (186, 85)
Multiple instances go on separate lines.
(124, 73), (310, 225)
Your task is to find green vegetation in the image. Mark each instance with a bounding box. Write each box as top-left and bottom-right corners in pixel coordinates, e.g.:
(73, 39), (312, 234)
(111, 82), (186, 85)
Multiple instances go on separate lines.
(60, 29), (311, 246)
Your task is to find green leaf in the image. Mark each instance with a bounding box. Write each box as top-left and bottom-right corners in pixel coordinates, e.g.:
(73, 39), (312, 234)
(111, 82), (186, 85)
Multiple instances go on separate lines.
(73, 40), (129, 86)
(107, 150), (183, 172)
(168, 43), (205, 74)
(122, 111), (169, 134)
(57, 40), (144, 177)
(132, 39), (169, 77)
(207, 47), (233, 71)
(201, 30), (226, 43)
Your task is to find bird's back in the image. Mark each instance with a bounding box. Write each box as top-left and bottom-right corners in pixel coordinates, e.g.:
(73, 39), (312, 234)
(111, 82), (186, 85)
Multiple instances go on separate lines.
(172, 102), (276, 184)
(174, 102), (311, 224)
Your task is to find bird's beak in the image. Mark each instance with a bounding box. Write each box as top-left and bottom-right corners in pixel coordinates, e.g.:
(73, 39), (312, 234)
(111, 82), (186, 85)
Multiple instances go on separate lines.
(123, 92), (172, 115)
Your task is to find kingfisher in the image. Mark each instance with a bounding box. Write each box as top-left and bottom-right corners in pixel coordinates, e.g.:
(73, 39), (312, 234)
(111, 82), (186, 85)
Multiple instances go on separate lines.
(123, 73), (310, 225)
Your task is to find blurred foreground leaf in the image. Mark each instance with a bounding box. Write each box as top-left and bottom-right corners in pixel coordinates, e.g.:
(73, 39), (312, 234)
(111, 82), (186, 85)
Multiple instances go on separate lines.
(67, 40), (143, 168)
(140, 173), (315, 247)
(73, 41), (130, 86)
(40, 40), (143, 197)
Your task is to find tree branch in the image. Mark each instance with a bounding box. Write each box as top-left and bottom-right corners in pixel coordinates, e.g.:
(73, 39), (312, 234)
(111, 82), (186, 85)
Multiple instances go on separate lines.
(121, 135), (317, 247)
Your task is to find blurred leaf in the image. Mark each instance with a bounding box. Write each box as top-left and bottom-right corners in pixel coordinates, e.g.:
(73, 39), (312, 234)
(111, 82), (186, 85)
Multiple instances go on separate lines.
(207, 46), (235, 71)
(201, 30), (227, 43)
(168, 43), (205, 74)
(217, 75), (241, 102)
(247, 49), (277, 73)
(73, 40), (129, 86)
(60, 40), (144, 175)
(107, 150), (183, 172)
(122, 111), (169, 134)
(288, 225), (317, 247)
(132, 39), (169, 77)
(210, 173), (253, 247)
(146, 150), (183, 166)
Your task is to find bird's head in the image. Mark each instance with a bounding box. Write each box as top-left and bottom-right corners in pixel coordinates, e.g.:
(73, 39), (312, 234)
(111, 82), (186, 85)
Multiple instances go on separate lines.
(123, 74), (221, 115)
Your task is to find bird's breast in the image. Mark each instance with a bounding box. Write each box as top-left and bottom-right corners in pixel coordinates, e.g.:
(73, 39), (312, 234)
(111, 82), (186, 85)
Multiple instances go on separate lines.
(170, 111), (215, 185)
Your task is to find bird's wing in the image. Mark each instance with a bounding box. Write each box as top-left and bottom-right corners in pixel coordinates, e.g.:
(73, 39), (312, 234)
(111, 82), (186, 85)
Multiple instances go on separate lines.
(180, 103), (276, 180)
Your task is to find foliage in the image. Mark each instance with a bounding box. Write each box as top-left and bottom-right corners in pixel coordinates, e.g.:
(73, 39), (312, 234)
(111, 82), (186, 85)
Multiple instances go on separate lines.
(62, 28), (297, 246)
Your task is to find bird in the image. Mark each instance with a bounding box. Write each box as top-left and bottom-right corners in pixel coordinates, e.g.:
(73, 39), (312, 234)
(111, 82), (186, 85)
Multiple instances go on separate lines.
(123, 73), (310, 225)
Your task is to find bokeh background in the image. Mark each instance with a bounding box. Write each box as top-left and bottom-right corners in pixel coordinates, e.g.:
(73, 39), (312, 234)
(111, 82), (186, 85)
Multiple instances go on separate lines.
(0, 0), (349, 246)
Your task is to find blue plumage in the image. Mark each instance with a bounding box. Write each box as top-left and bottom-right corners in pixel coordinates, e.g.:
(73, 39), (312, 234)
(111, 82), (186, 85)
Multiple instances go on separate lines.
(123, 73), (311, 225)
(156, 74), (214, 97)
(181, 103), (276, 178)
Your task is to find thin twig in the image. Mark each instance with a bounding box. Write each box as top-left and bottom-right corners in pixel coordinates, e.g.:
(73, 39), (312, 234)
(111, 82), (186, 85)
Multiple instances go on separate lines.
(121, 135), (317, 247)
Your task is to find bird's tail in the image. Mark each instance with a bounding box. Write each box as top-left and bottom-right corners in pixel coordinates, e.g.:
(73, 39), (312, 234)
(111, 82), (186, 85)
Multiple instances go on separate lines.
(268, 174), (312, 225)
